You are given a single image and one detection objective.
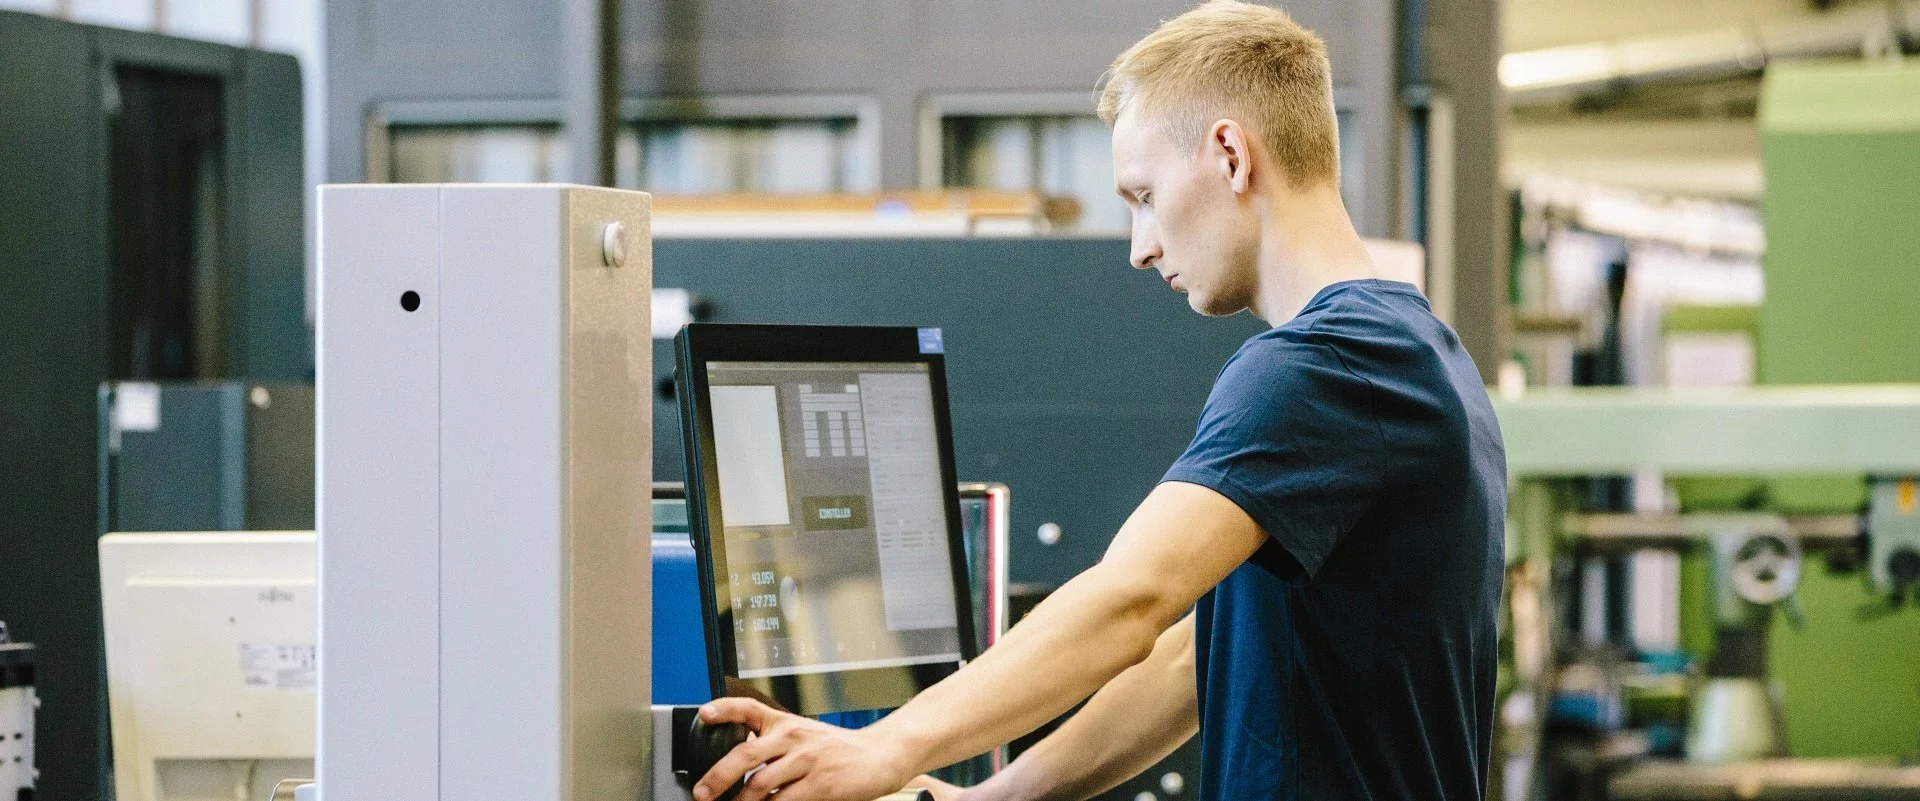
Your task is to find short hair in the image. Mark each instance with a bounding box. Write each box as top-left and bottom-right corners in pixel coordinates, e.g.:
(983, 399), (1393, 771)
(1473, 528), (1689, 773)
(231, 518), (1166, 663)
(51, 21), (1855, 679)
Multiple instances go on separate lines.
(1097, 0), (1339, 189)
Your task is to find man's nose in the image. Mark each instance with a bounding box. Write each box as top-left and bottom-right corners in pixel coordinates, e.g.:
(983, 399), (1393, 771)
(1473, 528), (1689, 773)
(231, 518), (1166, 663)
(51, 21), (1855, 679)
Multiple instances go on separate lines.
(1130, 238), (1161, 270)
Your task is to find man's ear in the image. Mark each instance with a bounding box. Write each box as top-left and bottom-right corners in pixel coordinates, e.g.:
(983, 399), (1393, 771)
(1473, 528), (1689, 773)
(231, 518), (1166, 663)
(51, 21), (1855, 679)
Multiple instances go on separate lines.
(1210, 119), (1253, 194)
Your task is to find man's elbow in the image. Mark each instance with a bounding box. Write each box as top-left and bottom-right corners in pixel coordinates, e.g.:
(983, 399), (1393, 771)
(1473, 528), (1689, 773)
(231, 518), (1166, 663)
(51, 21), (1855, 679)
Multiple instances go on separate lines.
(1098, 569), (1190, 669)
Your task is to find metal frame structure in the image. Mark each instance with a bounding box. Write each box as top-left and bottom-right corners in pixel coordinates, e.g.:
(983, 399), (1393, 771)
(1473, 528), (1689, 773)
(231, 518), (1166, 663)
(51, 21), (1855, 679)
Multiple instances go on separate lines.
(1494, 385), (1920, 477)
(1492, 385), (1920, 801)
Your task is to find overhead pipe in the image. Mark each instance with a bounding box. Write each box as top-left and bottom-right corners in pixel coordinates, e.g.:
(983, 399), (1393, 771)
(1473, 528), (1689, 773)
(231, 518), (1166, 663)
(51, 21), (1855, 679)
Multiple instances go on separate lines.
(1502, 0), (1920, 105)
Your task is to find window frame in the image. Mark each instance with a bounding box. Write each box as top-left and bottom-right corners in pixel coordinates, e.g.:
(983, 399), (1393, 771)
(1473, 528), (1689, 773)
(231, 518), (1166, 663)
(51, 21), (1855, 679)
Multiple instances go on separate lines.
(365, 94), (882, 190)
(918, 87), (1363, 210)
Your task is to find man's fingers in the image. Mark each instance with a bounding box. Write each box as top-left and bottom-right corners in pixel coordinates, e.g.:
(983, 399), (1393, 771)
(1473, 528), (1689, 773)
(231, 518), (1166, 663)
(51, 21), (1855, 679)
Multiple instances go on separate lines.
(761, 774), (823, 801)
(693, 729), (790, 801)
(734, 751), (812, 801)
(700, 698), (778, 733)
(691, 697), (786, 799)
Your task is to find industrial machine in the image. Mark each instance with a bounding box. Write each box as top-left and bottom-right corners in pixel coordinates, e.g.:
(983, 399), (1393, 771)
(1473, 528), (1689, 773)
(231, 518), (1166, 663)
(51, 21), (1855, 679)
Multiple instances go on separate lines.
(0, 623), (34, 801)
(316, 183), (653, 801)
(314, 186), (986, 801)
(1493, 386), (1920, 799)
(0, 15), (308, 801)
(675, 323), (980, 716)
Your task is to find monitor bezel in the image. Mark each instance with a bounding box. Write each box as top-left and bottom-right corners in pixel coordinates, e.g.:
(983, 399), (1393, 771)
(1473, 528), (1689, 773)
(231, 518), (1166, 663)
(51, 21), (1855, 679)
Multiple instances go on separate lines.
(674, 323), (980, 715)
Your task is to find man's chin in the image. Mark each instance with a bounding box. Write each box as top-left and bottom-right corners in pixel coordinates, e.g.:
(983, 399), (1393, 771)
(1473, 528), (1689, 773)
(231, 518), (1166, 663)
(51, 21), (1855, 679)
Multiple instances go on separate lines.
(1188, 293), (1245, 318)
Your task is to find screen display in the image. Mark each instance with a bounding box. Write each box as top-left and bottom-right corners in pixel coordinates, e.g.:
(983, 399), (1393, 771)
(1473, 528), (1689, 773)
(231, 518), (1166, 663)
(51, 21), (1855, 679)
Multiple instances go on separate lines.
(705, 361), (964, 684)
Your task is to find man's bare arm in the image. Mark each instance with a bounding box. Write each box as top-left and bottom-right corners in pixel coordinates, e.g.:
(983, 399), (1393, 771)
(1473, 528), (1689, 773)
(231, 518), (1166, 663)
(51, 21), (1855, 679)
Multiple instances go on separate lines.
(690, 481), (1262, 801)
(963, 614), (1199, 801)
(863, 482), (1253, 774)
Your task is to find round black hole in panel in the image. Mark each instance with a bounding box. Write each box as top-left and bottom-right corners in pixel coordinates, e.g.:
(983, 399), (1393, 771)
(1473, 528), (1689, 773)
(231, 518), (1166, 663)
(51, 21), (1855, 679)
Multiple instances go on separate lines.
(401, 291), (421, 312)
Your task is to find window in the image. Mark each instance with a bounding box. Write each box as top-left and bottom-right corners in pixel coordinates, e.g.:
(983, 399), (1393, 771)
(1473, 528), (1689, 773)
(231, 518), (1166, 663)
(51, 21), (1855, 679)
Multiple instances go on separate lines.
(626, 118), (866, 193)
(389, 124), (567, 184)
(940, 115), (1125, 232)
(930, 92), (1365, 235)
(375, 98), (878, 194)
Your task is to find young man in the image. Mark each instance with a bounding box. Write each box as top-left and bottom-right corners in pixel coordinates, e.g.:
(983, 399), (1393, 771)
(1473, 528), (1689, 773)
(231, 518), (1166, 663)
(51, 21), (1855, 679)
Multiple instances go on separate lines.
(692, 2), (1506, 799)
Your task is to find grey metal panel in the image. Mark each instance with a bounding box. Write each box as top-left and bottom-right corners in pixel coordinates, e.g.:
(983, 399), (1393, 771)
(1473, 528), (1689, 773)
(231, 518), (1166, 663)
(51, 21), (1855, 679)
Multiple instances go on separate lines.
(0, 15), (109, 801)
(1494, 386), (1920, 476)
(651, 237), (1265, 584)
(327, 0), (563, 184)
(88, 26), (312, 379)
(247, 384), (317, 530)
(103, 384), (249, 532)
(99, 381), (315, 532)
(234, 51), (313, 380)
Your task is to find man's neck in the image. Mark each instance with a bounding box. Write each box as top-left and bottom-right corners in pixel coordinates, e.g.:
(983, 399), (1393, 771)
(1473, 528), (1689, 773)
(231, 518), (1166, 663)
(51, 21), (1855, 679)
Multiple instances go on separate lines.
(1250, 184), (1378, 326)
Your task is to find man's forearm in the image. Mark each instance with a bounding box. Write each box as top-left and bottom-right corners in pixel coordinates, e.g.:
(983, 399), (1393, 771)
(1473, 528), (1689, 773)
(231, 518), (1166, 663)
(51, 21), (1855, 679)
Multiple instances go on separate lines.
(968, 615), (1199, 801)
(864, 483), (1262, 781)
(869, 561), (1180, 775)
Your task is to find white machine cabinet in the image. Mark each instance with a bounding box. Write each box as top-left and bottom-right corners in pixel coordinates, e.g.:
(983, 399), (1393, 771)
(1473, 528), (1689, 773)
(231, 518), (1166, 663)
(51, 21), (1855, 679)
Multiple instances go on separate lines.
(317, 184), (652, 801)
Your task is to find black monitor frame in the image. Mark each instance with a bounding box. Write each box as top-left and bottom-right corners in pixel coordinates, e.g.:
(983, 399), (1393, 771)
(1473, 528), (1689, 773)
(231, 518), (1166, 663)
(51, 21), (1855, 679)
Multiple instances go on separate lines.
(674, 323), (979, 715)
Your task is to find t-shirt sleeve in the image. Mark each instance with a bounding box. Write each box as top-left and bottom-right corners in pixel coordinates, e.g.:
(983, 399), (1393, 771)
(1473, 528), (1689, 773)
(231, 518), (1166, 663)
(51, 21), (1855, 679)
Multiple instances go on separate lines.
(1161, 338), (1384, 582)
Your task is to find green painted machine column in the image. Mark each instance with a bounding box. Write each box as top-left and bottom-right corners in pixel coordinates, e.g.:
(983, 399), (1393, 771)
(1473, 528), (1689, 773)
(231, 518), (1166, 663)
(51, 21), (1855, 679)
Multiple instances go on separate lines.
(1756, 58), (1920, 759)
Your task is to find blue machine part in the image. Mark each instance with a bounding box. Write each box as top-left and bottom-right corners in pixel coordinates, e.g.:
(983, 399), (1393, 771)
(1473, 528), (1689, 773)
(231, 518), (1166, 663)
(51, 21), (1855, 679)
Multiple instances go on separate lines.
(652, 533), (714, 706)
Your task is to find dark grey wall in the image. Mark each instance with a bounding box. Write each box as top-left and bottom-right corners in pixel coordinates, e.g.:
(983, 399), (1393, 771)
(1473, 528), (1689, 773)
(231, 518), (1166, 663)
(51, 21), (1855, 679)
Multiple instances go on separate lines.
(326, 0), (1402, 236)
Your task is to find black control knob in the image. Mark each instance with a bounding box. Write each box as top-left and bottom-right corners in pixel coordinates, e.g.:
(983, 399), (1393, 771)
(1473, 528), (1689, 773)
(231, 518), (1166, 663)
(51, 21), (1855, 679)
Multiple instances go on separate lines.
(676, 711), (750, 801)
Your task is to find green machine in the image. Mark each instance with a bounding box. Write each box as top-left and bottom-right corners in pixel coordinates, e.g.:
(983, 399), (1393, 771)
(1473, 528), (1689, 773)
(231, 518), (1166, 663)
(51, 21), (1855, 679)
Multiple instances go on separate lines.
(1488, 59), (1920, 799)
(1493, 389), (1920, 798)
(1755, 58), (1920, 760)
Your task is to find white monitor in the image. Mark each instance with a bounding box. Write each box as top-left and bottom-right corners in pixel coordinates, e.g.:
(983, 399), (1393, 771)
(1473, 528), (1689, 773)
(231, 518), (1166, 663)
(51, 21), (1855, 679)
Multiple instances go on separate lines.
(99, 531), (316, 801)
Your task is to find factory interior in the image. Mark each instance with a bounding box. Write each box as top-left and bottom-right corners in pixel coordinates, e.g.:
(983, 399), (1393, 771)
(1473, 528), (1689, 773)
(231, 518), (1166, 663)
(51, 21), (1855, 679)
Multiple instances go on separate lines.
(2, 1), (1919, 800)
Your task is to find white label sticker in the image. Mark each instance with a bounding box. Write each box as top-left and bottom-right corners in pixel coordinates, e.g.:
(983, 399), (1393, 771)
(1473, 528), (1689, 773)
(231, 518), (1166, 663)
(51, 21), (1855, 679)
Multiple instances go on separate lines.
(240, 643), (316, 691)
(115, 382), (161, 432)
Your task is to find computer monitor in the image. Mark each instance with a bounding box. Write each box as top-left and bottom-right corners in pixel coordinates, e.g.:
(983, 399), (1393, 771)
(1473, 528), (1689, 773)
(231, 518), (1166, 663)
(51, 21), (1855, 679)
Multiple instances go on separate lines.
(675, 324), (978, 716)
(98, 531), (316, 801)
(651, 482), (1009, 709)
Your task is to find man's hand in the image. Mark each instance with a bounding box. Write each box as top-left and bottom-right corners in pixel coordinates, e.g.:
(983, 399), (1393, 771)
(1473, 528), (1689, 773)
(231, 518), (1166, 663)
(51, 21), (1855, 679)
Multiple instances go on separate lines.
(693, 698), (914, 801)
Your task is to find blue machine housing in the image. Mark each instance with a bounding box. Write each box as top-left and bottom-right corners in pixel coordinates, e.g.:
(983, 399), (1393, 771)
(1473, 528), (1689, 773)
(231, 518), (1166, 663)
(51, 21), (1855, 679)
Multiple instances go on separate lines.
(651, 532), (713, 707)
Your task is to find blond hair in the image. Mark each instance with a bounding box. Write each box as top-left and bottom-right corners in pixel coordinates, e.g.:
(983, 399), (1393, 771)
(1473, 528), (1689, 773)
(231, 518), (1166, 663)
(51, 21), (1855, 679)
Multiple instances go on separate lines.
(1097, 0), (1339, 189)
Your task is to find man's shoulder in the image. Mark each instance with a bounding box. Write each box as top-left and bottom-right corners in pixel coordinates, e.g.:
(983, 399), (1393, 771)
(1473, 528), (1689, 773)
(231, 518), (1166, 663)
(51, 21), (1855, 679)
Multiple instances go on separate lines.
(1204, 326), (1374, 420)
(1220, 292), (1405, 383)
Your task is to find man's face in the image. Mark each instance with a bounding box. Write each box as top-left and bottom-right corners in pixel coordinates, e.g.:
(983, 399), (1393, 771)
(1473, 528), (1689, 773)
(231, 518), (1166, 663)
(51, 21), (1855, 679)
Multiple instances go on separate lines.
(1111, 107), (1258, 317)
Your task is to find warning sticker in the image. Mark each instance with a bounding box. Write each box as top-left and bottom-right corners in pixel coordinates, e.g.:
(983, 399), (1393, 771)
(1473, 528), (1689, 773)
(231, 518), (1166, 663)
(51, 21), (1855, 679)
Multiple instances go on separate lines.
(240, 643), (316, 691)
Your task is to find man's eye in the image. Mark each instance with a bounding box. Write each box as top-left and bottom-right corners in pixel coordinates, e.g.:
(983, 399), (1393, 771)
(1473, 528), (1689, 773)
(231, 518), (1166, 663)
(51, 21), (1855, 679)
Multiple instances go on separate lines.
(1139, 193), (1152, 207)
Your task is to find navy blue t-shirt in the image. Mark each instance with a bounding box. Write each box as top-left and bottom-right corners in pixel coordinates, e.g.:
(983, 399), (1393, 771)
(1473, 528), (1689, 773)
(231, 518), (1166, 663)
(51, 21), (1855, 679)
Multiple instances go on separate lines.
(1161, 279), (1506, 801)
